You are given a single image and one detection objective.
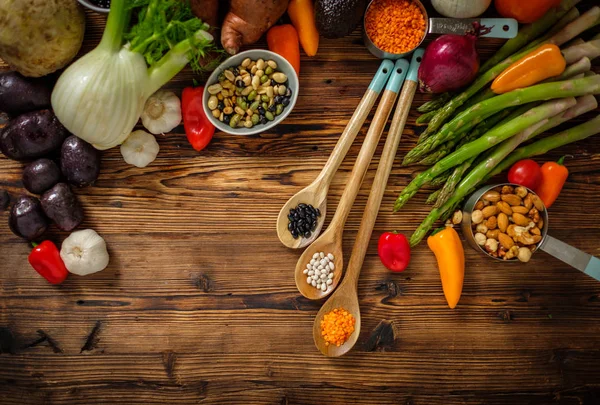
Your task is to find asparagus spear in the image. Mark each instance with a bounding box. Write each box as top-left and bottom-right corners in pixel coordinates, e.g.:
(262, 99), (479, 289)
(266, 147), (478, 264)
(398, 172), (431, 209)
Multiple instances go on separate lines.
(428, 170), (451, 187)
(426, 189), (442, 205)
(394, 97), (578, 211)
(416, 110), (438, 125)
(418, 93), (452, 113)
(417, 107), (517, 166)
(431, 103), (536, 207)
(479, 0), (582, 73)
(411, 111), (600, 246)
(563, 39), (600, 64)
(417, 6), (600, 142)
(402, 74), (600, 164)
(485, 101), (600, 181)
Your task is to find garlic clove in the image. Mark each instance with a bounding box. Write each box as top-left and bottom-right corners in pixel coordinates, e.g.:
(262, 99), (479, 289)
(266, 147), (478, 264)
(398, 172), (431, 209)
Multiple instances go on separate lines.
(120, 130), (160, 168)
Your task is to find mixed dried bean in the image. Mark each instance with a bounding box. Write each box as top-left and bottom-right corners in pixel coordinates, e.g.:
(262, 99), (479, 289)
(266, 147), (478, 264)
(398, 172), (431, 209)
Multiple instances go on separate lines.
(206, 58), (293, 129)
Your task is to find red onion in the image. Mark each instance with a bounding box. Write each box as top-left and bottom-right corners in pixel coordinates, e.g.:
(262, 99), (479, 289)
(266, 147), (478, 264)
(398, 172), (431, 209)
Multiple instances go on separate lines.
(418, 25), (487, 93)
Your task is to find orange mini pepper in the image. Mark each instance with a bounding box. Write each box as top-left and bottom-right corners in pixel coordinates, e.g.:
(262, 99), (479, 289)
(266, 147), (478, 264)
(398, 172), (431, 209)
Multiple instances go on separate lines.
(427, 227), (464, 309)
(495, 0), (562, 24)
(491, 44), (566, 94)
(266, 24), (301, 75)
(535, 156), (569, 208)
(288, 0), (319, 57)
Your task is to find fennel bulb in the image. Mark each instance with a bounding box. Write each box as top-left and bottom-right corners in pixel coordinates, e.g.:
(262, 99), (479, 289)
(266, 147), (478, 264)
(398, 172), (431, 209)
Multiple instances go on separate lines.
(51, 0), (214, 150)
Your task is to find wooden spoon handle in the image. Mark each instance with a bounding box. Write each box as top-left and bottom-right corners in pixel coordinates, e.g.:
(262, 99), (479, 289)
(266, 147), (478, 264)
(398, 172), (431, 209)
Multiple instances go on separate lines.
(343, 52), (423, 287)
(328, 61), (409, 233)
(316, 60), (394, 186)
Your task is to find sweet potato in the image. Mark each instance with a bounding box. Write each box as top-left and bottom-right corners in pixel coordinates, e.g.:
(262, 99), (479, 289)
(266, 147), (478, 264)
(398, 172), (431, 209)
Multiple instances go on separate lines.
(190, 0), (220, 27)
(221, 0), (289, 55)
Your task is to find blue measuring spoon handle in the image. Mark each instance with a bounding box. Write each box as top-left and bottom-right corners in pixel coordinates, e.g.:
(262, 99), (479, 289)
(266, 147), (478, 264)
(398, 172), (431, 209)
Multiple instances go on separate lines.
(406, 48), (424, 83)
(585, 257), (600, 282)
(385, 59), (409, 94)
(368, 60), (394, 93)
(479, 18), (519, 39)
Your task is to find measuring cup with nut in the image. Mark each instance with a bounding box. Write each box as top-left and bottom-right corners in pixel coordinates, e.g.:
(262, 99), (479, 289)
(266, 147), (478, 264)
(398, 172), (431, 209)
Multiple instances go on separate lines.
(462, 183), (600, 282)
(363, 0), (518, 59)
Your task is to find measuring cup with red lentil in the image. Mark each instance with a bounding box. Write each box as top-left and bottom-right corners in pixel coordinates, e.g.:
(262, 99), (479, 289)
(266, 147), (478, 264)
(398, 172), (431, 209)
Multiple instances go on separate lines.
(363, 0), (519, 59)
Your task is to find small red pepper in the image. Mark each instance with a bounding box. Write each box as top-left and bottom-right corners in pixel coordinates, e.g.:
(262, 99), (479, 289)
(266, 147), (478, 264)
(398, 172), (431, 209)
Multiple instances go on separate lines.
(378, 231), (411, 272)
(508, 159), (542, 189)
(535, 156), (569, 208)
(182, 86), (215, 152)
(28, 241), (68, 284)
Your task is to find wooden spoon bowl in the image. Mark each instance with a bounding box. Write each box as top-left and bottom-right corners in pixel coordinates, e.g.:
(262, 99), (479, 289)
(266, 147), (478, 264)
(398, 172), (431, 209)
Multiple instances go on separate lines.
(277, 180), (328, 249)
(312, 282), (361, 357)
(294, 227), (343, 300)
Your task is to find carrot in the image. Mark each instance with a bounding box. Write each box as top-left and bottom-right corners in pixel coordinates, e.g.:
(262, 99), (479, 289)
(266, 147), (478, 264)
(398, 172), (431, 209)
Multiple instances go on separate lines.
(266, 24), (301, 75)
(288, 0), (319, 57)
(491, 44), (566, 94)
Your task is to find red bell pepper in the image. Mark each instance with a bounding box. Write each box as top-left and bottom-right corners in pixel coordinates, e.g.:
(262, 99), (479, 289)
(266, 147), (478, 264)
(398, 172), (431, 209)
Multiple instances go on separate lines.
(378, 232), (411, 272)
(182, 86), (215, 152)
(28, 241), (68, 284)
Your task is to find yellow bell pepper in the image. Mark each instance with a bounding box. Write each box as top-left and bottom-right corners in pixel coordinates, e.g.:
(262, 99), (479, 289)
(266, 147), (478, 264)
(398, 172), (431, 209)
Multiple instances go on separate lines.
(427, 227), (465, 309)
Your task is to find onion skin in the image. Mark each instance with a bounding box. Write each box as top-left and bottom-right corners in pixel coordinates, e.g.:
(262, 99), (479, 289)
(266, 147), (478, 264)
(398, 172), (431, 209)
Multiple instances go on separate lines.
(418, 34), (480, 94)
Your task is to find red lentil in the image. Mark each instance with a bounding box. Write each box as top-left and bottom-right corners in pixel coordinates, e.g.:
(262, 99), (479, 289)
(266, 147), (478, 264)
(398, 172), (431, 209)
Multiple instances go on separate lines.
(365, 0), (426, 54)
(320, 307), (356, 347)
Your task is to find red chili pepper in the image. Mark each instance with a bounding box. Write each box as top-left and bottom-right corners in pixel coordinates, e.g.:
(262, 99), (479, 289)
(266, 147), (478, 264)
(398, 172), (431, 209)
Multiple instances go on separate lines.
(182, 86), (215, 152)
(508, 159), (542, 190)
(28, 241), (68, 284)
(535, 156), (569, 208)
(378, 232), (411, 272)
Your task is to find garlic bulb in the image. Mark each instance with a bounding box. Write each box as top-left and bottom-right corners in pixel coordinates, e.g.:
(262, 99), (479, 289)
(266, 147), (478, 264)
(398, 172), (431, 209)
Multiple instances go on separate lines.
(120, 130), (160, 168)
(431, 0), (491, 18)
(60, 229), (109, 276)
(141, 90), (182, 134)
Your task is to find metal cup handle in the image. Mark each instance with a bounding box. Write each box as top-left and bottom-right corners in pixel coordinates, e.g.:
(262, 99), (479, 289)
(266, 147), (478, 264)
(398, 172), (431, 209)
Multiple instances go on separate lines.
(539, 235), (600, 281)
(428, 18), (519, 38)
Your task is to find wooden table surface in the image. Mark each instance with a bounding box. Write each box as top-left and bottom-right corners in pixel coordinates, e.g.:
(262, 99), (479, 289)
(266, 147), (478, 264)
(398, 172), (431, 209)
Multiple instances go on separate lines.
(2, 2), (600, 404)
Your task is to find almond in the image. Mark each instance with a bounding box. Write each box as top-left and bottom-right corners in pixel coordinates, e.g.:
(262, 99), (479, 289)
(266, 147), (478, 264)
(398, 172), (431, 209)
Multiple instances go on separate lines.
(502, 185), (514, 194)
(512, 212), (530, 226)
(497, 201), (513, 216)
(498, 232), (515, 249)
(482, 205), (498, 219)
(531, 227), (541, 236)
(474, 201), (484, 211)
(515, 186), (528, 198)
(538, 218), (544, 230)
(497, 212), (508, 232)
(501, 193), (523, 206)
(511, 206), (529, 215)
(482, 190), (501, 203)
(486, 216), (498, 230)
(532, 195), (545, 211)
(524, 193), (534, 209)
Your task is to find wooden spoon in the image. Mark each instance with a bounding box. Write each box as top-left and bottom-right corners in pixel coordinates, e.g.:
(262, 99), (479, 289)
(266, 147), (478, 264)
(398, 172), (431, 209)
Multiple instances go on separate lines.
(295, 59), (409, 300)
(313, 51), (424, 357)
(277, 60), (394, 249)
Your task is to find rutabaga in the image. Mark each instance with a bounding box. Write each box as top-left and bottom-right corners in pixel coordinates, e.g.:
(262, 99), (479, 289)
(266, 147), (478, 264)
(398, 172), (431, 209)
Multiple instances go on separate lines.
(51, 0), (214, 150)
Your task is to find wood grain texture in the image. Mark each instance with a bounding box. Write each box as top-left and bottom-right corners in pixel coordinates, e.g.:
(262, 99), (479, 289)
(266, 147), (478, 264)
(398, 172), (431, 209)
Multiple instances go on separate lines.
(1, 1), (600, 404)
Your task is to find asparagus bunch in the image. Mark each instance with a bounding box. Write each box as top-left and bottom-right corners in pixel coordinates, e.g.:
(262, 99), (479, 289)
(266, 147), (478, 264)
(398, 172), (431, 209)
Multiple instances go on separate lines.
(394, 96), (581, 211)
(409, 96), (599, 246)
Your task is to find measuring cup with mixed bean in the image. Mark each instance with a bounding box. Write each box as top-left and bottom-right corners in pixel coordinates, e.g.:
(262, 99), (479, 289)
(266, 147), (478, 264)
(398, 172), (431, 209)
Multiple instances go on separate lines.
(206, 57), (293, 129)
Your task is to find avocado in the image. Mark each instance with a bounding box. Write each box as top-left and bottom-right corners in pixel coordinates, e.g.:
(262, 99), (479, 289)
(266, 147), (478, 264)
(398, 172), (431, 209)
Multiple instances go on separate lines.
(315, 0), (367, 39)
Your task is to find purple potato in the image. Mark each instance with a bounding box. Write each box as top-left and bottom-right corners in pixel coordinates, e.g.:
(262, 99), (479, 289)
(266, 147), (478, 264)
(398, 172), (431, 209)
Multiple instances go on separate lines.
(0, 72), (52, 116)
(22, 158), (61, 194)
(40, 183), (83, 232)
(0, 109), (67, 161)
(61, 136), (100, 187)
(8, 195), (48, 240)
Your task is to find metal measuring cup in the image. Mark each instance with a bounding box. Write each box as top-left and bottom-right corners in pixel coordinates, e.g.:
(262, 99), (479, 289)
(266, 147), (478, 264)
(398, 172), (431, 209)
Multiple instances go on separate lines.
(363, 0), (519, 59)
(462, 184), (600, 282)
